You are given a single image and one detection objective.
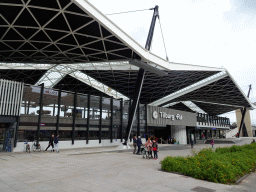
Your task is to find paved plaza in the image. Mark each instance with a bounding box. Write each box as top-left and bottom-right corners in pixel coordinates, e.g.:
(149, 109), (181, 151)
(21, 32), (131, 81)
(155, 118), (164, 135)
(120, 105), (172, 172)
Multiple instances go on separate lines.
(0, 138), (255, 192)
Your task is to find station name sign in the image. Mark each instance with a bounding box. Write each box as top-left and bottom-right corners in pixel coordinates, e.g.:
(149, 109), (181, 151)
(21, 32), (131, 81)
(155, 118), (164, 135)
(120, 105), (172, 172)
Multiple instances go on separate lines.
(153, 111), (183, 120)
(148, 105), (197, 127)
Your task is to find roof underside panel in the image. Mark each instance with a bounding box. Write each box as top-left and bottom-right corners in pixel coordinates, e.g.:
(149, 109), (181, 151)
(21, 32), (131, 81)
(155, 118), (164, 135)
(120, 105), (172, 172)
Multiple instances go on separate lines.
(0, 0), (252, 116)
(0, 69), (47, 84)
(0, 0), (140, 64)
(82, 70), (219, 103)
(53, 74), (109, 98)
(168, 76), (251, 109)
(193, 101), (239, 116)
(167, 102), (195, 113)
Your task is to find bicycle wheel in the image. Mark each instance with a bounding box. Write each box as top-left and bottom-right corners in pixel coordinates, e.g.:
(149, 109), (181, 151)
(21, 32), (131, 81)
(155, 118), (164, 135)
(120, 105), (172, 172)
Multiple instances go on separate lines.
(32, 144), (36, 152)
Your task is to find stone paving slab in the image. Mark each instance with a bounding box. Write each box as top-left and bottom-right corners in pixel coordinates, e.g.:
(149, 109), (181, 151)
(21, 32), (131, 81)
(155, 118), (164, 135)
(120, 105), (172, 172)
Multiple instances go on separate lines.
(0, 138), (256, 192)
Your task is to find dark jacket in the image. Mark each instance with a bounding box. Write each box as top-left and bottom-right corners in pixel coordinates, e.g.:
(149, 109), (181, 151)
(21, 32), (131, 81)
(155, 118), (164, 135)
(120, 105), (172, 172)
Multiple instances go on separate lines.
(49, 137), (54, 144)
(54, 137), (58, 144)
(137, 138), (142, 147)
(152, 142), (158, 150)
(133, 138), (137, 146)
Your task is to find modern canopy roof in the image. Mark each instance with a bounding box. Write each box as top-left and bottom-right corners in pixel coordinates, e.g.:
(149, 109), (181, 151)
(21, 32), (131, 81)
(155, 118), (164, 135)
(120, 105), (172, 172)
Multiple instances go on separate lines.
(0, 0), (255, 116)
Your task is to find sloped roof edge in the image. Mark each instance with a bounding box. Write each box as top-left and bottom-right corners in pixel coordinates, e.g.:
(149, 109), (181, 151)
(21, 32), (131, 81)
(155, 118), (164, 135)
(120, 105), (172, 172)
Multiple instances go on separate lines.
(74, 0), (224, 72)
(225, 70), (255, 109)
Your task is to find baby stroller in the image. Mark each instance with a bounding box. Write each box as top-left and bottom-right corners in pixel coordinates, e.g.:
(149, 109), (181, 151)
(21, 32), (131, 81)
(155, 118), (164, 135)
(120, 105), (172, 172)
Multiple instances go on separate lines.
(139, 144), (145, 155)
(142, 146), (153, 159)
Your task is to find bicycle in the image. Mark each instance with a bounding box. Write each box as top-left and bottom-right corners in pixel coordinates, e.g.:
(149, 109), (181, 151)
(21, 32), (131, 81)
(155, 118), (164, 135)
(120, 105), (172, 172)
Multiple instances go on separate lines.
(32, 141), (41, 152)
(24, 141), (30, 153)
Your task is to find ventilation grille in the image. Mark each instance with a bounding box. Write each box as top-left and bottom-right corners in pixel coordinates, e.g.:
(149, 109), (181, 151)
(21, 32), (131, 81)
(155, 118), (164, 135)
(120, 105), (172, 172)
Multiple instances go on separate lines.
(0, 79), (24, 116)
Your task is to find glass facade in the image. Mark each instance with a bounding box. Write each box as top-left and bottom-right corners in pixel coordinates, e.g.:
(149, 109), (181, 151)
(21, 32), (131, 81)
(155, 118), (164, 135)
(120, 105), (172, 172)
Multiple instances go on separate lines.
(113, 99), (121, 140)
(102, 97), (110, 139)
(75, 94), (88, 140)
(123, 100), (129, 139)
(89, 95), (100, 140)
(197, 113), (230, 127)
(18, 85), (229, 144)
(139, 104), (146, 138)
(20, 85), (41, 116)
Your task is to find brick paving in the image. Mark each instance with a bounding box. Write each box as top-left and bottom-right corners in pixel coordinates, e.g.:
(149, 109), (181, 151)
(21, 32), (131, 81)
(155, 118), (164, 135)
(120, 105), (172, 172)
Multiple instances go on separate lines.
(0, 138), (255, 192)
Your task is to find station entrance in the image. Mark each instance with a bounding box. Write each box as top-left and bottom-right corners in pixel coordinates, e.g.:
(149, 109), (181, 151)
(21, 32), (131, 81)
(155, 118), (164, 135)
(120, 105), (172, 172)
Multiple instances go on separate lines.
(0, 123), (16, 152)
(148, 125), (172, 141)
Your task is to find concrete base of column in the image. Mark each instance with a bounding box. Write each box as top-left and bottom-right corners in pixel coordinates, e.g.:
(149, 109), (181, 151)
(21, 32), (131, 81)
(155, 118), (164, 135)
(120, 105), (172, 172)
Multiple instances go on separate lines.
(171, 125), (187, 145)
(116, 143), (131, 149)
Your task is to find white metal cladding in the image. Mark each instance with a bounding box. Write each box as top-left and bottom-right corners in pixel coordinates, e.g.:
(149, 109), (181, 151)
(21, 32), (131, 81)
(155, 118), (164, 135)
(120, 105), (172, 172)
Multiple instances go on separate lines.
(0, 79), (24, 116)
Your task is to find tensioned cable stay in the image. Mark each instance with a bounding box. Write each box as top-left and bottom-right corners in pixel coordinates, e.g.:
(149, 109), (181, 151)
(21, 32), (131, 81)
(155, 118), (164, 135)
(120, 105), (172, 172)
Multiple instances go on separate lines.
(106, 7), (170, 62)
(158, 18), (169, 61)
(106, 8), (151, 16)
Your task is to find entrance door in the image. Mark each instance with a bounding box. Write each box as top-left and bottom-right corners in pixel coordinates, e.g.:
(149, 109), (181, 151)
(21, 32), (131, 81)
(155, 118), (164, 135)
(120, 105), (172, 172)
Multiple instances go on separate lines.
(186, 127), (196, 144)
(154, 126), (171, 141)
(0, 126), (5, 152)
(0, 123), (15, 152)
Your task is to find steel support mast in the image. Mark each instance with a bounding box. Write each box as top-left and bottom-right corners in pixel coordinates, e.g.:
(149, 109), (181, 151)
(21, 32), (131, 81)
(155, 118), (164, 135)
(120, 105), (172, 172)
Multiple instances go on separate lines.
(238, 84), (252, 138)
(123, 6), (159, 145)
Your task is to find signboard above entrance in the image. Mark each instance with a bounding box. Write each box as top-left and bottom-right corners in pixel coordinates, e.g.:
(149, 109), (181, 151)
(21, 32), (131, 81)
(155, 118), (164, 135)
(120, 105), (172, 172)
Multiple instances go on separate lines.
(147, 105), (197, 127)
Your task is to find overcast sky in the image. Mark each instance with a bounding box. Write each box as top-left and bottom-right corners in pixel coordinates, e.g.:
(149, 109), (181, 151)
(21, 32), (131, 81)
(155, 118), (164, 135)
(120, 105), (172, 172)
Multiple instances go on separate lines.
(87, 0), (256, 124)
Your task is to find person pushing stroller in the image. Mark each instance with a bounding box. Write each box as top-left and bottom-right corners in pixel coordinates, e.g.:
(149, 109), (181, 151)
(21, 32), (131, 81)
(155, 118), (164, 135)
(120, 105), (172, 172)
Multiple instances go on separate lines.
(143, 138), (153, 159)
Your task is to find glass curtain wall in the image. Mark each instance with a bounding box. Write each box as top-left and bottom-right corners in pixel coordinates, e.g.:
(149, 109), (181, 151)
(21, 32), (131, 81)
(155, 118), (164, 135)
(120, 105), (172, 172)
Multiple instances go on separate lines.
(57, 91), (73, 141)
(18, 84), (132, 143)
(131, 110), (137, 138)
(20, 85), (41, 116)
(90, 95), (100, 140)
(102, 97), (110, 139)
(139, 104), (146, 138)
(19, 85), (41, 141)
(39, 88), (58, 141)
(123, 100), (129, 139)
(113, 99), (121, 139)
(75, 94), (88, 140)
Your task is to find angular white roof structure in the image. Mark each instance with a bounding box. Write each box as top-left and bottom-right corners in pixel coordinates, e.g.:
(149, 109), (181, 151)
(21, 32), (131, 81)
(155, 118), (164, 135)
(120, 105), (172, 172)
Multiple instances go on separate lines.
(0, 0), (254, 115)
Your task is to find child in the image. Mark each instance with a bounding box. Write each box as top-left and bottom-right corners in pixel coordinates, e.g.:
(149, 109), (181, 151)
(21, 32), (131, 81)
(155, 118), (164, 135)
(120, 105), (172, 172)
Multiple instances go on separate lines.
(152, 140), (158, 160)
(210, 138), (214, 148)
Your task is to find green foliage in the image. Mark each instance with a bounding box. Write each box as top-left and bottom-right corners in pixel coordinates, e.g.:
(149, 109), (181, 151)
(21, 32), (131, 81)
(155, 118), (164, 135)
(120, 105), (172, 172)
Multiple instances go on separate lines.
(161, 143), (256, 184)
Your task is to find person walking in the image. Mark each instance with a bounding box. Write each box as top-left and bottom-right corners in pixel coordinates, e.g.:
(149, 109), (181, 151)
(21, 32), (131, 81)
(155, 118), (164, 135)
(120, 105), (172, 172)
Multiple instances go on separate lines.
(45, 134), (54, 152)
(152, 140), (158, 160)
(210, 138), (214, 148)
(133, 136), (137, 154)
(54, 134), (59, 153)
(191, 137), (194, 148)
(145, 134), (148, 141)
(145, 138), (152, 158)
(136, 136), (142, 155)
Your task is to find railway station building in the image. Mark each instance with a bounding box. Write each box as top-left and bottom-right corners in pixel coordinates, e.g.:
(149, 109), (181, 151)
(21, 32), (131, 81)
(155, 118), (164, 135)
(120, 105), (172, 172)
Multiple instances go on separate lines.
(0, 0), (255, 152)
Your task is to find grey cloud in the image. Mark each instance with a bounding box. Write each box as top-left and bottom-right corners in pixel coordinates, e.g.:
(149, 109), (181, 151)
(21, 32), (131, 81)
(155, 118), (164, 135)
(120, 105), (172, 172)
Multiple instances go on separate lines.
(223, 0), (256, 30)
